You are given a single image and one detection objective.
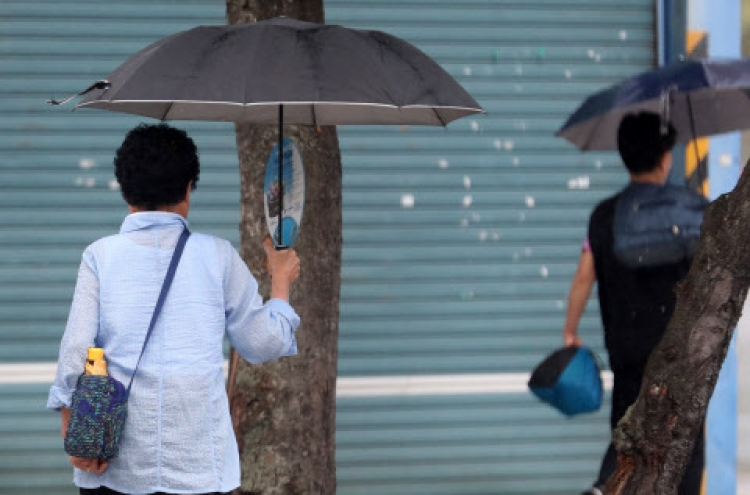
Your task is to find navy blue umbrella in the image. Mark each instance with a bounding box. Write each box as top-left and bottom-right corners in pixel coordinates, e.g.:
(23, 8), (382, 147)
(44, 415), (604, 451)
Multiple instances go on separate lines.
(556, 58), (750, 150)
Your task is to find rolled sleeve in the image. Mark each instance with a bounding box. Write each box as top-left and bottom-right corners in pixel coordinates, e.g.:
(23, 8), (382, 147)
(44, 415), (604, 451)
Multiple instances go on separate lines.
(265, 298), (300, 356)
(47, 385), (75, 411)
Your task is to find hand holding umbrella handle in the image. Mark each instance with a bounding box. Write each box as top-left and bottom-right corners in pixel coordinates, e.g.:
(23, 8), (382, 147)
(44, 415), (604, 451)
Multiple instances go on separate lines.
(263, 238), (300, 300)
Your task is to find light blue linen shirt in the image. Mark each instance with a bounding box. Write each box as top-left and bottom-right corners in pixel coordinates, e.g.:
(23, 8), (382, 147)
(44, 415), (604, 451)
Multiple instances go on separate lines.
(47, 212), (300, 494)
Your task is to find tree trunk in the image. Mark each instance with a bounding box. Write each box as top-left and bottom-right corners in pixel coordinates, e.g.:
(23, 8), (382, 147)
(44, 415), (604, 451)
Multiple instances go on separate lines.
(225, 2), (341, 494)
(605, 162), (750, 494)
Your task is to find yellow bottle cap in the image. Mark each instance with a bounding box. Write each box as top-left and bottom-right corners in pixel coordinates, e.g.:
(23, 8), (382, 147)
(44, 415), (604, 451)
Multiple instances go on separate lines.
(88, 348), (104, 360)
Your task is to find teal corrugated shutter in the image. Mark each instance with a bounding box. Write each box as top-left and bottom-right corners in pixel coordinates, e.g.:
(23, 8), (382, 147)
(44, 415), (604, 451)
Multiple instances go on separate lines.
(328, 0), (653, 376)
(325, 0), (654, 493)
(0, 2), (234, 493)
(0, 0), (654, 493)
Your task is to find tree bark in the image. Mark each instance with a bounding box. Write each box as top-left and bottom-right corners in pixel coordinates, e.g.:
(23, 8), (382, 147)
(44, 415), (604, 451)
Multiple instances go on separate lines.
(606, 162), (750, 494)
(225, 2), (341, 494)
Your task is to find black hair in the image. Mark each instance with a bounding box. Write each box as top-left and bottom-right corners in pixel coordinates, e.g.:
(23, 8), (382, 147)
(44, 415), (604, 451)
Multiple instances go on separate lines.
(114, 124), (200, 209)
(616, 112), (677, 175)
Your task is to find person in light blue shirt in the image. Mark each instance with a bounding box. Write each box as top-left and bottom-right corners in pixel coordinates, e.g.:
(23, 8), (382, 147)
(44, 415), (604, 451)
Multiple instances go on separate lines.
(48, 124), (301, 495)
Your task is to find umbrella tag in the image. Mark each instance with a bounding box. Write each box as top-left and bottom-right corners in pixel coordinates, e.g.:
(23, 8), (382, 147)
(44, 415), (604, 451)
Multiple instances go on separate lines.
(660, 85), (678, 136)
(264, 138), (305, 249)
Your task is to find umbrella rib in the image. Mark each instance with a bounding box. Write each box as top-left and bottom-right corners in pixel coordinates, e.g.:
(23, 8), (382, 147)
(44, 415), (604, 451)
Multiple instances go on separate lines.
(160, 101), (175, 122)
(431, 107), (447, 127)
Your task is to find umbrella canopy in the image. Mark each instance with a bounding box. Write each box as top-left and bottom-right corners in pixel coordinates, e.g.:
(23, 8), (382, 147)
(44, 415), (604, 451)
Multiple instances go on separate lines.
(73, 16), (483, 126)
(556, 58), (750, 150)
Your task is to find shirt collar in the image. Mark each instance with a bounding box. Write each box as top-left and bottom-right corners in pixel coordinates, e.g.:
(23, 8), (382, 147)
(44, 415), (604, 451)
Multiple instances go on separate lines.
(120, 212), (189, 234)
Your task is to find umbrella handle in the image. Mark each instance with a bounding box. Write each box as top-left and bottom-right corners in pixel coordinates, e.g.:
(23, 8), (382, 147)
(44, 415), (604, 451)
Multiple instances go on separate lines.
(276, 104), (288, 250)
(685, 93), (706, 191)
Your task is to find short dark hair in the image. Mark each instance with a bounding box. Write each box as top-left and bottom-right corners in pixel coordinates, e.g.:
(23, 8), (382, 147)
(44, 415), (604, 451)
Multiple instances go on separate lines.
(114, 124), (200, 209)
(617, 112), (677, 175)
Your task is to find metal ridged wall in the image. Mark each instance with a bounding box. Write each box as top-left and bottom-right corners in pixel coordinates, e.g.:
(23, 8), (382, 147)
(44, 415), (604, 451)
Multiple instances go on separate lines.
(0, 0), (654, 493)
(333, 0), (653, 376)
(333, 1), (651, 491)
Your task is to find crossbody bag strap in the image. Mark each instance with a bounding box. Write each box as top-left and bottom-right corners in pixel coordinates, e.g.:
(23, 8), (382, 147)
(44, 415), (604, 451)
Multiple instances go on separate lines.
(127, 228), (191, 393)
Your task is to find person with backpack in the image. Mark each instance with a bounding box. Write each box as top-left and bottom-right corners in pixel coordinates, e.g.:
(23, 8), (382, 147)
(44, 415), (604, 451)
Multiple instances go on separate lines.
(561, 111), (708, 495)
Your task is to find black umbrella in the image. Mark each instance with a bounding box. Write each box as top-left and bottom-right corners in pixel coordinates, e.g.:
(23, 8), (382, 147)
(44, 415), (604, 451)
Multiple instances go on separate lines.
(51, 16), (483, 247)
(556, 58), (750, 151)
(73, 17), (482, 125)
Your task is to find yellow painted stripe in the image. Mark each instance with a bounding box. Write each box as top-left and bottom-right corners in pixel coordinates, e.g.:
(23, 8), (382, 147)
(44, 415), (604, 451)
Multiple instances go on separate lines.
(685, 137), (708, 177)
(687, 31), (707, 55)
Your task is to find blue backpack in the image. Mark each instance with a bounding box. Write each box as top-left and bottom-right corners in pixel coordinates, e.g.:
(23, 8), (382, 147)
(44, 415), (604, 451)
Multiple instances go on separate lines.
(613, 183), (707, 268)
(528, 346), (603, 417)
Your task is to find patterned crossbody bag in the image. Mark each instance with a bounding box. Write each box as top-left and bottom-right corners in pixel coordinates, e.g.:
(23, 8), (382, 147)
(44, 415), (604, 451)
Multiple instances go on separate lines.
(64, 228), (190, 460)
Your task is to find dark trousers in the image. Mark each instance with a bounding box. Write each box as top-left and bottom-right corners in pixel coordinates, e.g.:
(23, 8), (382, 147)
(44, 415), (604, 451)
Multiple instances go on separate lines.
(80, 487), (231, 495)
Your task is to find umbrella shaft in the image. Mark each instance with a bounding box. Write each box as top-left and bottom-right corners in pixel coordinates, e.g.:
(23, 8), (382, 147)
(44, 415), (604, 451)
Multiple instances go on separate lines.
(278, 105), (284, 248)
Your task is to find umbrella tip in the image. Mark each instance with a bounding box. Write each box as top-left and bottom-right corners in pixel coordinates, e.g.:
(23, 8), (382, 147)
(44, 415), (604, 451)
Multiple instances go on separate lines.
(47, 80), (111, 107)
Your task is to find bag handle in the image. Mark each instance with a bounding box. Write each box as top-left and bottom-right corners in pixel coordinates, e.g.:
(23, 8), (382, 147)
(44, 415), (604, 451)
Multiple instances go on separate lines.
(126, 228), (191, 394)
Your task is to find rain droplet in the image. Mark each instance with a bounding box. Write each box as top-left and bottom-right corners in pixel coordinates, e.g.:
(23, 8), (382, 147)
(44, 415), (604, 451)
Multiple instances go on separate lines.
(525, 196), (535, 208)
(540, 266), (549, 278)
(504, 140), (515, 151)
(438, 158), (450, 169)
(512, 157), (520, 167)
(463, 66), (472, 76)
(479, 230), (488, 241)
(463, 195), (473, 208)
(109, 180), (120, 191)
(79, 158), (96, 170)
(74, 177), (84, 186)
(587, 49), (596, 58)
(491, 232), (500, 241)
(619, 30), (628, 40)
(401, 194), (415, 208)
(494, 139), (504, 150)
(470, 121), (480, 132)
(85, 178), (96, 188)
(595, 160), (603, 169)
(471, 212), (481, 222)
(460, 218), (469, 227)
(564, 69), (573, 79)
(463, 176), (472, 189)
(524, 247), (532, 256)
(557, 300), (565, 309)
(594, 54), (602, 63)
(720, 154), (733, 166)
(567, 176), (591, 190)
